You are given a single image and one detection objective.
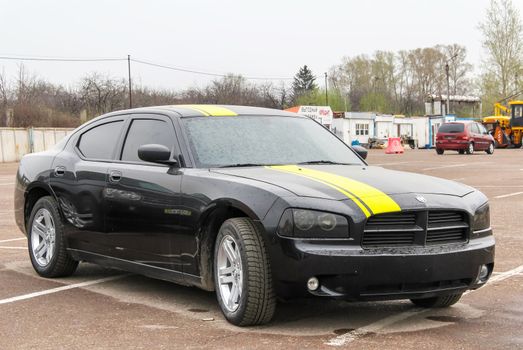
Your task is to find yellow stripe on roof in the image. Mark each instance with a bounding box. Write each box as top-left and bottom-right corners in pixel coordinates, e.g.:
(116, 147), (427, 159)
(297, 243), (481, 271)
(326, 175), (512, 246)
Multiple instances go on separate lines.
(178, 105), (238, 116)
(268, 165), (401, 217)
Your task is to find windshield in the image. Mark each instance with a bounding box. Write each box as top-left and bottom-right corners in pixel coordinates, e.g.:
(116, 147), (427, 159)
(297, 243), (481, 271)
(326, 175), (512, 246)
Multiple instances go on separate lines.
(182, 116), (364, 168)
(438, 123), (464, 133)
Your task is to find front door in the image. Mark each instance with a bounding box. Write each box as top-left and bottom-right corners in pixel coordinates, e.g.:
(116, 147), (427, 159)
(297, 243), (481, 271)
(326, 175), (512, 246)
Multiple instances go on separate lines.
(104, 115), (184, 271)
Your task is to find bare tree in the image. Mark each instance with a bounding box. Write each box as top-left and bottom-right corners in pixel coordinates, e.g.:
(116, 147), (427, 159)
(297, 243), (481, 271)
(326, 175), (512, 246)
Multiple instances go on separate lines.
(479, 0), (523, 97)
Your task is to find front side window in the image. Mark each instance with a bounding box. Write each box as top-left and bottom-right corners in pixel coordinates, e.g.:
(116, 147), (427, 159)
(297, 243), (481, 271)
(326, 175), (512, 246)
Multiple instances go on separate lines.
(121, 119), (174, 162)
(78, 121), (124, 160)
(182, 116), (364, 168)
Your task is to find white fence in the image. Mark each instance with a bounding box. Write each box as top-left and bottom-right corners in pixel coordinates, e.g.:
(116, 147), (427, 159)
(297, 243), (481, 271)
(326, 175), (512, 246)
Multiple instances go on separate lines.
(0, 128), (75, 163)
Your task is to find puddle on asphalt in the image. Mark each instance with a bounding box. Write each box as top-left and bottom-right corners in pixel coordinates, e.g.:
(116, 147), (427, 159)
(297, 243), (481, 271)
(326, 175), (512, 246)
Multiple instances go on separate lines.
(188, 308), (209, 313)
(426, 315), (463, 323)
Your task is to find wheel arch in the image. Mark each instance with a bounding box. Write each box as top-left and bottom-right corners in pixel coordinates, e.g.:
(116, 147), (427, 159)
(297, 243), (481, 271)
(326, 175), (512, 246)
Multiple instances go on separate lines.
(24, 183), (60, 231)
(196, 199), (262, 291)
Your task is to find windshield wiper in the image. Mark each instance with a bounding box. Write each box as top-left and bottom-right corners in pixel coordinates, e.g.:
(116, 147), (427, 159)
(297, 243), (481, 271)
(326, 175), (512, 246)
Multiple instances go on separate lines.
(298, 160), (356, 165)
(219, 163), (269, 168)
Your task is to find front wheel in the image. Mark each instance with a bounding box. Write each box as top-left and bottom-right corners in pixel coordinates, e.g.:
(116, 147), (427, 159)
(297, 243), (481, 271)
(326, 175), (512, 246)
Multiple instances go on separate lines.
(436, 148), (444, 155)
(214, 217), (276, 326)
(466, 143), (474, 154)
(486, 143), (494, 154)
(410, 293), (462, 308)
(28, 196), (78, 277)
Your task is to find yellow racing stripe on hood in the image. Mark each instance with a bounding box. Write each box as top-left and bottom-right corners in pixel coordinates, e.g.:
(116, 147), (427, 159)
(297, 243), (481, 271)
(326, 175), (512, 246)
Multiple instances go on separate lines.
(178, 105), (238, 116)
(268, 165), (401, 217)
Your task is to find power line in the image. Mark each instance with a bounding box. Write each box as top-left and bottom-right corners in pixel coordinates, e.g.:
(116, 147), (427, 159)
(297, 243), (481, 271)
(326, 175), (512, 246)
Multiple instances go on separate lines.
(0, 55), (126, 62)
(0, 54), (293, 81)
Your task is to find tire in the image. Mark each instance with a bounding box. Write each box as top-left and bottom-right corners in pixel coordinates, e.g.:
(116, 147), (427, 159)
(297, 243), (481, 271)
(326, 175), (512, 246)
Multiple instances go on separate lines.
(410, 293), (462, 308)
(458, 150), (465, 154)
(27, 196), (78, 278)
(514, 143), (522, 149)
(466, 143), (474, 155)
(486, 142), (494, 155)
(213, 217), (276, 326)
(436, 148), (444, 155)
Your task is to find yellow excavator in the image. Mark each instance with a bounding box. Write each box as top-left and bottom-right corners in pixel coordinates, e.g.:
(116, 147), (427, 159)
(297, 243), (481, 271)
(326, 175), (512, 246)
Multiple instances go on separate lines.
(482, 92), (523, 148)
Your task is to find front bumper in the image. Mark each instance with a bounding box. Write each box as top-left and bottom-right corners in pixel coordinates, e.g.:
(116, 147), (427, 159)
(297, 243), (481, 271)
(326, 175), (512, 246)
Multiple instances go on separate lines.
(271, 235), (495, 300)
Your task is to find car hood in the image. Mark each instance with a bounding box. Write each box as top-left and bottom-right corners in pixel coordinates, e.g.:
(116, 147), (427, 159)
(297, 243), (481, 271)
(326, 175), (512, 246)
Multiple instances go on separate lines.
(212, 165), (475, 201)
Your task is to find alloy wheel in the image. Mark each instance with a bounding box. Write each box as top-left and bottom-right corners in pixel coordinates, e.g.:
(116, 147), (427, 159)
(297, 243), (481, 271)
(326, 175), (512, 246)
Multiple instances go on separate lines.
(216, 235), (243, 312)
(30, 208), (56, 266)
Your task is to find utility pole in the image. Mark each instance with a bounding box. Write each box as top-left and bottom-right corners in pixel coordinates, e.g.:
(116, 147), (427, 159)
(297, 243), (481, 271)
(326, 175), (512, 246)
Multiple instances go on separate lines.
(324, 72), (328, 105)
(128, 54), (132, 109)
(445, 63), (450, 116)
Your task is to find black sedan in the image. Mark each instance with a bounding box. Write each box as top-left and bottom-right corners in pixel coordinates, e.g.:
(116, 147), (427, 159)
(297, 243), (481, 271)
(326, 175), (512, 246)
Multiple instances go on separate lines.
(14, 105), (495, 326)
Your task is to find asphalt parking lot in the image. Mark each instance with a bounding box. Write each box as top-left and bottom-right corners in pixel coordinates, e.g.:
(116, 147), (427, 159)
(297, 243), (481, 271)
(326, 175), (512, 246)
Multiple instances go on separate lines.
(1, 149), (522, 349)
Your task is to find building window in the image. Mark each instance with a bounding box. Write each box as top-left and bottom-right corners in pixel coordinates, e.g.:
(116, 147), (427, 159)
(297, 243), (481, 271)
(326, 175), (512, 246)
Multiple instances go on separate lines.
(355, 123), (369, 136)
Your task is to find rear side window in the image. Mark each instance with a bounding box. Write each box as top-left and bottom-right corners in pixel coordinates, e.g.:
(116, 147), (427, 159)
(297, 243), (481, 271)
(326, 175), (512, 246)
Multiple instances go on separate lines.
(470, 123), (480, 134)
(78, 121), (124, 160)
(121, 119), (174, 162)
(438, 123), (464, 133)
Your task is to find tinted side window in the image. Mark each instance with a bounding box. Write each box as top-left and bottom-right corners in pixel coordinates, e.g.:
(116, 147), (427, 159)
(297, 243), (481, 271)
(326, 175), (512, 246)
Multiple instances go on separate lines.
(78, 121), (124, 160)
(121, 119), (174, 162)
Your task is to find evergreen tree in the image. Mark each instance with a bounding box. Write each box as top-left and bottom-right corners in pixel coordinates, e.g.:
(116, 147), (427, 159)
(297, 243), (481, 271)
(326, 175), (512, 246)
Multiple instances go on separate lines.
(292, 65), (317, 102)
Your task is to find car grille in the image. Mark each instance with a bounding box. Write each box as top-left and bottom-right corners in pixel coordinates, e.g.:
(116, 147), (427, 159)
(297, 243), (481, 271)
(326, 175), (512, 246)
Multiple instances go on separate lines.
(362, 210), (468, 247)
(426, 211), (467, 244)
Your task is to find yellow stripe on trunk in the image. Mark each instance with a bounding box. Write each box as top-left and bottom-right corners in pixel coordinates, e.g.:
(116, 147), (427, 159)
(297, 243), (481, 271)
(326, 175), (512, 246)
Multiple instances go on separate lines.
(268, 165), (401, 217)
(178, 105), (237, 116)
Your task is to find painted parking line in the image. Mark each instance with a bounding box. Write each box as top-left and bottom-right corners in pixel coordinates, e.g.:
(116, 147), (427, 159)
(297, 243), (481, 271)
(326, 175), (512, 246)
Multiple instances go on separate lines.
(0, 237), (25, 243)
(0, 246), (25, 250)
(325, 264), (523, 347)
(493, 192), (523, 199)
(422, 164), (467, 171)
(0, 182), (14, 186)
(0, 274), (129, 305)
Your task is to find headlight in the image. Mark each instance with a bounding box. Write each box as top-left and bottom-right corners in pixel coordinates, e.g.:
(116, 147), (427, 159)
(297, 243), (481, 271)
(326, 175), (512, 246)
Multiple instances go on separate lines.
(277, 209), (349, 238)
(472, 202), (490, 232)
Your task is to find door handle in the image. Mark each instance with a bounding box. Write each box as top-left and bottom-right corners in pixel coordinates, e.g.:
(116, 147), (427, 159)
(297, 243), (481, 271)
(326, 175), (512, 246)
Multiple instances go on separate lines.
(54, 166), (66, 176)
(109, 170), (122, 183)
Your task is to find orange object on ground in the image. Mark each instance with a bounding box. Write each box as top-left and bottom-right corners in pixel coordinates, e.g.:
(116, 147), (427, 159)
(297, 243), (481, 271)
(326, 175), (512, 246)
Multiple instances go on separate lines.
(385, 137), (404, 154)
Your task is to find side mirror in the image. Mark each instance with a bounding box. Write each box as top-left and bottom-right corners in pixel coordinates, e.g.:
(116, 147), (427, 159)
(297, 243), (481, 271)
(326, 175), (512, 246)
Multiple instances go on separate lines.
(138, 144), (178, 166)
(353, 145), (368, 160)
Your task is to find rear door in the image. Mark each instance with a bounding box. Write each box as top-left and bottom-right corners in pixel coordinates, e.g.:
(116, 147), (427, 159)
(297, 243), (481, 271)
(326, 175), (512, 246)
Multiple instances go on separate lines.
(104, 114), (184, 271)
(50, 116), (127, 256)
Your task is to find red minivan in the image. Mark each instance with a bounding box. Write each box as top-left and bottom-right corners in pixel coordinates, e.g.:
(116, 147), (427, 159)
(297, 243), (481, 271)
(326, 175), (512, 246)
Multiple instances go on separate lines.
(436, 121), (495, 155)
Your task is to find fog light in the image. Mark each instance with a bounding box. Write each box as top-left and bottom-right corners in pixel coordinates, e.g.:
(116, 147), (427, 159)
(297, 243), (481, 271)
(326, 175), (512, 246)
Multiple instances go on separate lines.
(478, 264), (489, 282)
(307, 277), (319, 291)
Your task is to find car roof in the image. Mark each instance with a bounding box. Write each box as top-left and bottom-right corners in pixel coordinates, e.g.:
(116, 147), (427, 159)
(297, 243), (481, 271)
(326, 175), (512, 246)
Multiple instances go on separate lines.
(101, 104), (300, 119)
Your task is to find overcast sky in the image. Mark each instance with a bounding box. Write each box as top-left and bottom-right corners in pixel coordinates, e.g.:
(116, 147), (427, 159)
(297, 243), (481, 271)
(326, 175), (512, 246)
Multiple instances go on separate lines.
(1, 0), (522, 91)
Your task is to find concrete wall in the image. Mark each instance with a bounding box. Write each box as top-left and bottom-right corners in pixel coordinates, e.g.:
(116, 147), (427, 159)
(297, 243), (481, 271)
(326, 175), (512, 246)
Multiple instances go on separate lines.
(0, 128), (74, 163)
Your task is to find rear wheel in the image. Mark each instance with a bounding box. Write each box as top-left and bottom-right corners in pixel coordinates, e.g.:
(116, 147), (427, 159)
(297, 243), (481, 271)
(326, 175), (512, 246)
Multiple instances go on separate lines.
(466, 143), (474, 154)
(486, 142), (494, 155)
(436, 148), (444, 155)
(410, 293), (462, 308)
(213, 217), (276, 326)
(28, 196), (78, 277)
